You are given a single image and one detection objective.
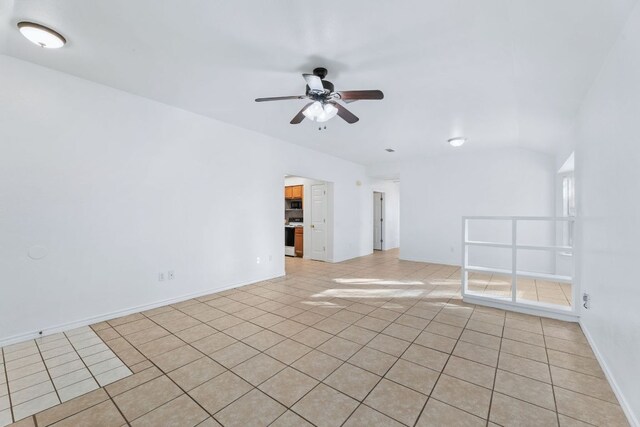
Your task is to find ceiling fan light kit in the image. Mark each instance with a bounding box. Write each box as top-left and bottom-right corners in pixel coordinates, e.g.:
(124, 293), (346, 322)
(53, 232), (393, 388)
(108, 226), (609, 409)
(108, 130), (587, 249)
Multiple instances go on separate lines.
(255, 67), (384, 125)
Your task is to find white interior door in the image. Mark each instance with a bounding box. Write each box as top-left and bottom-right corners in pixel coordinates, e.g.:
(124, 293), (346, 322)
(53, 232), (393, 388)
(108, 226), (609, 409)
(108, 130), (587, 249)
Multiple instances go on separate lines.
(373, 192), (384, 250)
(310, 184), (327, 261)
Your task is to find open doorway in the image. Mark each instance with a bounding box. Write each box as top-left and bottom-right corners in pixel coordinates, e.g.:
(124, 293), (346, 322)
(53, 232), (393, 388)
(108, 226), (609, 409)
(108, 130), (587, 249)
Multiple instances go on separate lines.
(284, 175), (332, 265)
(373, 191), (385, 250)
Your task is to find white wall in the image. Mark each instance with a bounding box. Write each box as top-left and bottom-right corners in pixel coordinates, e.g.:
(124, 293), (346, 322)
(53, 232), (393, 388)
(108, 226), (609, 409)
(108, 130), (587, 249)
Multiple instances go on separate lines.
(369, 148), (556, 270)
(574, 4), (640, 423)
(0, 55), (372, 345)
(371, 180), (400, 250)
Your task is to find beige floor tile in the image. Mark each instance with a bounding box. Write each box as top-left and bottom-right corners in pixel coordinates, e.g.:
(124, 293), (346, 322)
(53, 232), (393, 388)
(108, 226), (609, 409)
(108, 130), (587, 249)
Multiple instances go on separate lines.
(364, 379), (427, 426)
(35, 388), (109, 426)
(547, 350), (604, 378)
(8, 371), (50, 393)
(105, 366), (163, 397)
(7, 362), (46, 382)
(250, 313), (287, 328)
(206, 314), (244, 331)
(291, 311), (326, 326)
(270, 410), (314, 427)
(554, 386), (628, 426)
(292, 384), (359, 427)
(291, 328), (333, 348)
(425, 321), (463, 339)
(337, 325), (377, 345)
(265, 339), (312, 365)
(210, 342), (259, 368)
(214, 389), (286, 427)
(381, 323), (421, 342)
(343, 404), (404, 427)
(415, 331), (457, 353)
(137, 335), (185, 358)
(384, 359), (439, 395)
(317, 337), (362, 361)
(453, 340), (499, 367)
(504, 318), (543, 334)
(224, 322), (263, 340)
(191, 333), (237, 356)
(395, 314), (430, 330)
(550, 365), (617, 403)
(313, 318), (351, 335)
(12, 392), (59, 422)
(112, 375), (182, 421)
(57, 378), (99, 402)
(130, 394), (208, 427)
(168, 357), (225, 391)
(416, 398), (485, 427)
(354, 316), (391, 333)
(367, 334), (410, 357)
(291, 350), (343, 381)
(402, 343), (449, 372)
(232, 353), (286, 386)
(498, 352), (551, 383)
(503, 327), (546, 347)
(52, 399), (126, 427)
(501, 339), (548, 363)
(269, 320), (308, 337)
(324, 363), (380, 401)
(241, 330), (286, 351)
(544, 337), (595, 359)
(174, 324), (217, 343)
(489, 392), (558, 427)
(150, 345), (203, 373)
(444, 356), (496, 389)
(188, 371), (251, 414)
(51, 368), (91, 390)
(95, 365), (132, 387)
(12, 381), (56, 406)
(331, 309), (365, 324)
(114, 318), (156, 336)
(431, 374), (491, 419)
(348, 347), (397, 376)
(494, 370), (555, 410)
(259, 367), (318, 406)
(558, 414), (596, 427)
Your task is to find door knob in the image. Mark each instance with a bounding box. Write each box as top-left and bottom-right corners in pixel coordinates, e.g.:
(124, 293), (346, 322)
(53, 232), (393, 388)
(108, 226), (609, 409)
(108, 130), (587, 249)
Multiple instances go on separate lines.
(311, 224), (315, 228)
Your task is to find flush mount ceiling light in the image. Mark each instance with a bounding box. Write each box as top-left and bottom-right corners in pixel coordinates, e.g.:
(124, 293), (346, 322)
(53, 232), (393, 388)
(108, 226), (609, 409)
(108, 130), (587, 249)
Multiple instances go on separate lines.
(302, 101), (338, 123)
(448, 137), (467, 147)
(17, 22), (66, 49)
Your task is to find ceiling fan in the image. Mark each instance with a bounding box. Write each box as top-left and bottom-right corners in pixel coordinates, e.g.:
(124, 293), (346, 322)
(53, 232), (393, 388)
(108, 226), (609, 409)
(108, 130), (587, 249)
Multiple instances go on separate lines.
(255, 67), (384, 124)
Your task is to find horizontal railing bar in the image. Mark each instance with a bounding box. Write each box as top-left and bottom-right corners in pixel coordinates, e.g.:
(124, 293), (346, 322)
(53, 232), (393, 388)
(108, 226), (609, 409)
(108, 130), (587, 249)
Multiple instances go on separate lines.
(464, 241), (573, 251)
(463, 216), (575, 221)
(464, 266), (573, 283)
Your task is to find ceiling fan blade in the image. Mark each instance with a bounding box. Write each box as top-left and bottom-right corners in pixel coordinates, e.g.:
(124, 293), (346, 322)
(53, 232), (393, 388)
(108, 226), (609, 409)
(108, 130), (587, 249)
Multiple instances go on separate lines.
(255, 95), (306, 102)
(303, 74), (324, 92)
(337, 90), (384, 101)
(290, 102), (313, 124)
(331, 102), (359, 124)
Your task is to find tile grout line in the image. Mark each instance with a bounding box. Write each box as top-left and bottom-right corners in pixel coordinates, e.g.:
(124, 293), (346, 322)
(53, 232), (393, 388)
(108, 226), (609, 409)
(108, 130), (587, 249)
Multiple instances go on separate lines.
(484, 311), (506, 427)
(64, 330), (131, 427)
(32, 337), (63, 415)
(2, 347), (16, 424)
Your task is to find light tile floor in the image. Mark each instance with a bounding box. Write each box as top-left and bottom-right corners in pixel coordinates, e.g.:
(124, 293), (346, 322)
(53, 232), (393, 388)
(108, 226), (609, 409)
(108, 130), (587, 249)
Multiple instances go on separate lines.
(468, 273), (573, 306)
(0, 327), (131, 425)
(2, 249), (629, 426)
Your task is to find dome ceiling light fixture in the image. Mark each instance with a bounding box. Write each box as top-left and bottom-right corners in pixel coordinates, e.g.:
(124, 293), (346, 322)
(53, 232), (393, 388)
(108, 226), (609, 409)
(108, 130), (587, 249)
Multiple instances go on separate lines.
(17, 22), (66, 49)
(448, 137), (467, 147)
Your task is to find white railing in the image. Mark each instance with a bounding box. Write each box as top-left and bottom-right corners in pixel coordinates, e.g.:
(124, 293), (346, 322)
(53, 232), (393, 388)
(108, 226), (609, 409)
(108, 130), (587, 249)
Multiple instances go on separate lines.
(462, 216), (576, 318)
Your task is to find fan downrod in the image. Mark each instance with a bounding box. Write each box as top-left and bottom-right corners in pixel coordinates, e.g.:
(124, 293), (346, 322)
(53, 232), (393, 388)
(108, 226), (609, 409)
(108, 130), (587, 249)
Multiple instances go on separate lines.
(313, 67), (328, 79)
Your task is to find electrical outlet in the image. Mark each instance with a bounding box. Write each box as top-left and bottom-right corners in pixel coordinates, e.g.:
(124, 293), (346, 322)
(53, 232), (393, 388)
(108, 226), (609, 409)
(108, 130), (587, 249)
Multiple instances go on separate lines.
(582, 292), (590, 309)
(159, 272), (165, 281)
(256, 257), (261, 264)
(168, 271), (175, 280)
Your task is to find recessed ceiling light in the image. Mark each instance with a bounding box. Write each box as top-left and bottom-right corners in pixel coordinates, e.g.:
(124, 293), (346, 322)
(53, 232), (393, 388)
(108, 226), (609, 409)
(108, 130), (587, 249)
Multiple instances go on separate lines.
(448, 137), (466, 147)
(385, 148), (395, 153)
(17, 22), (66, 49)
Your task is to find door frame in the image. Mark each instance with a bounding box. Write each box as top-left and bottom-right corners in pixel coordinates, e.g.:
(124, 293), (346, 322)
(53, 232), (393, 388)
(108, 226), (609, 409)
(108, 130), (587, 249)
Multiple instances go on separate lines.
(373, 191), (385, 251)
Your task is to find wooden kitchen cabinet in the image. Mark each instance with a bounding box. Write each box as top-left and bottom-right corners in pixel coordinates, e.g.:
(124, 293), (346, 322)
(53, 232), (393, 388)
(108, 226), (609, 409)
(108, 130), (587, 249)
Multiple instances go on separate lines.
(294, 227), (303, 257)
(285, 185), (303, 200)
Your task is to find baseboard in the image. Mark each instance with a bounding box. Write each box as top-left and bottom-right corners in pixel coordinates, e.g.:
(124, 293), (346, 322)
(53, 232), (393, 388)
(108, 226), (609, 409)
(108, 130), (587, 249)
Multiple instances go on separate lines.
(579, 320), (639, 427)
(0, 272), (285, 348)
(463, 295), (579, 322)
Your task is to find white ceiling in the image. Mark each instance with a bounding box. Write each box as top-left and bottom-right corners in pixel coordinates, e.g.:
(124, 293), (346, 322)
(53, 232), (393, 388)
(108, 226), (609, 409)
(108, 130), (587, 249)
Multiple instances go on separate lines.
(0, 0), (636, 165)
